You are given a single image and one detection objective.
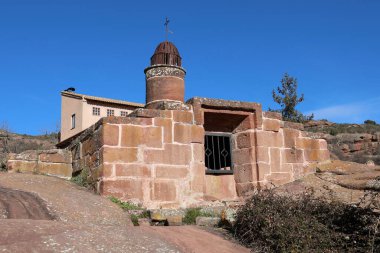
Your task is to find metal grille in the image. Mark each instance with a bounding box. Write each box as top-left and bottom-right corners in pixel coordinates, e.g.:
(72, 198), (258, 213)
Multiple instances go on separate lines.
(204, 133), (232, 173)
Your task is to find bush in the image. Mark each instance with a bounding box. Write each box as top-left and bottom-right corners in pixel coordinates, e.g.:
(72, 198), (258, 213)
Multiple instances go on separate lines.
(364, 120), (377, 125)
(233, 190), (379, 252)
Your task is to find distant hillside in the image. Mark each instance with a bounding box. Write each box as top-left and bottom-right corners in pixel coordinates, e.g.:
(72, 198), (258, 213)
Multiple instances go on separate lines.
(0, 130), (58, 168)
(304, 120), (380, 165)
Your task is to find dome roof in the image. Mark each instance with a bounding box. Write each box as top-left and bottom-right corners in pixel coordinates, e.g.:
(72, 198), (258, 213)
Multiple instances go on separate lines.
(150, 41), (182, 67)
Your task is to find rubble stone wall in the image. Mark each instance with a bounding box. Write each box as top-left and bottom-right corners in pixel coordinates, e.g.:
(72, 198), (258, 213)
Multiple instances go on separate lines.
(7, 149), (72, 178)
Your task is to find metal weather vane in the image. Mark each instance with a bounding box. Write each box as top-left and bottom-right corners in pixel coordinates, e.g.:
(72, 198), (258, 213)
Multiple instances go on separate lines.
(164, 17), (173, 41)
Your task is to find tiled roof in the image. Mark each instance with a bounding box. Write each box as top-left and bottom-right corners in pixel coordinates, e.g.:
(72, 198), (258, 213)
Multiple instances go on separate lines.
(61, 91), (145, 107)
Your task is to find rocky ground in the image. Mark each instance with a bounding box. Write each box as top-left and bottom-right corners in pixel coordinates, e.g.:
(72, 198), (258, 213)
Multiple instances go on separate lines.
(0, 173), (249, 253)
(276, 160), (380, 206)
(304, 120), (380, 165)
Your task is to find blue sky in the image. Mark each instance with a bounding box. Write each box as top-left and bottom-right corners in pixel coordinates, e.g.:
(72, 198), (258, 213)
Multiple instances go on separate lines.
(0, 0), (379, 135)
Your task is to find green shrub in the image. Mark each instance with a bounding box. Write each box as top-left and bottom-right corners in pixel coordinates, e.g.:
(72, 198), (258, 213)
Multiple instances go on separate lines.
(233, 190), (379, 252)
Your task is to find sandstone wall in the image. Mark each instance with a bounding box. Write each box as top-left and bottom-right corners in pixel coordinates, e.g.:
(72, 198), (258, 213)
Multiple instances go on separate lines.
(7, 149), (72, 178)
(61, 98), (330, 208)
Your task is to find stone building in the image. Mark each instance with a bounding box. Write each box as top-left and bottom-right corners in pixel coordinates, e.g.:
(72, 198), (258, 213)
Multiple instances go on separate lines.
(53, 41), (330, 209)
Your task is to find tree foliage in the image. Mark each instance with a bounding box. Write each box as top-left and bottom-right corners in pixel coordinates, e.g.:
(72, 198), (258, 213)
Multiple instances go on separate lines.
(270, 73), (313, 123)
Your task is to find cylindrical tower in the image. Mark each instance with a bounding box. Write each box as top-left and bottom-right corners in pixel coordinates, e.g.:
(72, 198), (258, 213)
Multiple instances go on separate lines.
(144, 41), (186, 109)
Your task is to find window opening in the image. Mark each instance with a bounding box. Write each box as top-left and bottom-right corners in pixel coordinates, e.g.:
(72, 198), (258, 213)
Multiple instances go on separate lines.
(107, 109), (114, 117)
(204, 133), (233, 174)
(93, 107), (100, 116)
(71, 114), (76, 129)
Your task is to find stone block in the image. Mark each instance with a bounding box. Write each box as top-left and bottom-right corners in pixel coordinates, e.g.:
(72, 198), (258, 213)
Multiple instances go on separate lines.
(115, 164), (151, 178)
(256, 162), (271, 181)
(190, 163), (206, 193)
(7, 160), (37, 173)
(236, 132), (255, 149)
(102, 164), (114, 177)
(282, 149), (304, 163)
(154, 118), (173, 143)
(196, 217), (221, 227)
(103, 124), (119, 146)
(155, 165), (188, 179)
(266, 172), (292, 186)
(191, 125), (204, 144)
(256, 131), (283, 147)
(167, 215), (183, 226)
(39, 150), (71, 164)
(283, 128), (300, 148)
(174, 124), (204, 144)
(296, 138), (321, 150)
(100, 179), (144, 200)
(204, 174), (237, 200)
(233, 164), (256, 183)
(121, 125), (162, 148)
(270, 148), (281, 172)
(38, 163), (72, 177)
(174, 123), (191, 143)
(82, 131), (103, 156)
(263, 118), (281, 132)
(14, 150), (38, 161)
(173, 110), (193, 124)
(256, 146), (269, 163)
(144, 144), (191, 165)
(263, 111), (282, 120)
(103, 147), (138, 163)
(152, 181), (177, 201)
(232, 148), (255, 165)
(192, 143), (204, 163)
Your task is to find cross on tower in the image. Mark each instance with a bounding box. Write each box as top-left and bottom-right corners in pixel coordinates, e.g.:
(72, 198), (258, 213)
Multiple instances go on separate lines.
(164, 17), (173, 41)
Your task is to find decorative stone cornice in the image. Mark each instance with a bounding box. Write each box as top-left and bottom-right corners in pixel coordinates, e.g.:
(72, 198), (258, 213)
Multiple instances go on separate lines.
(144, 65), (186, 79)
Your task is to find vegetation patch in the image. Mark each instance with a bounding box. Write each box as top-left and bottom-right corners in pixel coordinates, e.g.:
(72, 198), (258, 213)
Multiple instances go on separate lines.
(183, 207), (216, 224)
(70, 168), (90, 188)
(109, 196), (148, 226)
(233, 190), (380, 252)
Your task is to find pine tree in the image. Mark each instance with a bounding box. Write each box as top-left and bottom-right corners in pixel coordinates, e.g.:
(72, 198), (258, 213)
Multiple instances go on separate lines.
(270, 73), (313, 123)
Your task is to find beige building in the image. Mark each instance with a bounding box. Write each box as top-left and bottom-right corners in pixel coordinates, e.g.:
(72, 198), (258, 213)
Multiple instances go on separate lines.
(60, 91), (144, 142)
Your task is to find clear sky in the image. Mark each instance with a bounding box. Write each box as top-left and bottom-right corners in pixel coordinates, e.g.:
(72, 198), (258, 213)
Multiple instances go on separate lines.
(0, 0), (379, 135)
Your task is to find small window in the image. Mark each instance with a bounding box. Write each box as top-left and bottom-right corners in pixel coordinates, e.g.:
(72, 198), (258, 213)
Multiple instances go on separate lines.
(71, 114), (76, 129)
(120, 111), (128, 117)
(204, 133), (233, 174)
(107, 109), (114, 117)
(92, 107), (100, 116)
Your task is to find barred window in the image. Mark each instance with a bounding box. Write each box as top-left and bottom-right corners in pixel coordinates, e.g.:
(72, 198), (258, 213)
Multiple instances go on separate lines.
(92, 107), (100, 116)
(107, 109), (114, 117)
(120, 111), (128, 117)
(204, 133), (233, 174)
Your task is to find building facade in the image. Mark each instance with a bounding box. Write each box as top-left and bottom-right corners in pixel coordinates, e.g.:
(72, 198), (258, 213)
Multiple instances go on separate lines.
(60, 92), (144, 142)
